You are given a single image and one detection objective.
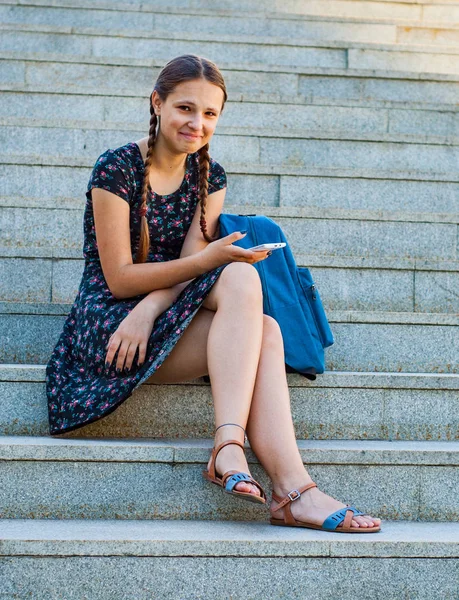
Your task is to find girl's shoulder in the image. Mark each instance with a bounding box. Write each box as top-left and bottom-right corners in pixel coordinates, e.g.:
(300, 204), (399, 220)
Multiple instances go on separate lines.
(86, 142), (142, 204)
(93, 142), (142, 172)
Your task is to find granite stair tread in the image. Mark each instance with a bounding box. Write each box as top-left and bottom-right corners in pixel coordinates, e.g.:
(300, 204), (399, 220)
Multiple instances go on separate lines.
(2, 363), (458, 388)
(2, 435), (459, 465)
(1, 518), (458, 558)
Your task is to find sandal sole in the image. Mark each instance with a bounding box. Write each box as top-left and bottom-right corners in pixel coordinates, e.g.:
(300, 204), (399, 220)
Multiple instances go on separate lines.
(270, 518), (381, 533)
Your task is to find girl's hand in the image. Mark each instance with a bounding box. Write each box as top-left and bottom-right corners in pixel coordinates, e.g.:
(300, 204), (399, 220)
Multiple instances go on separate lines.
(105, 302), (158, 373)
(198, 231), (271, 271)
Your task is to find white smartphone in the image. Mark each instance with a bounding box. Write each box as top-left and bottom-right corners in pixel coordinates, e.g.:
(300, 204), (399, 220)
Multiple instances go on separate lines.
(249, 243), (286, 252)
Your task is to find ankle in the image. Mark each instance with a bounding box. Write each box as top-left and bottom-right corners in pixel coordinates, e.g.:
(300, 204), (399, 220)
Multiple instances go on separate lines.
(214, 423), (247, 446)
(271, 473), (315, 499)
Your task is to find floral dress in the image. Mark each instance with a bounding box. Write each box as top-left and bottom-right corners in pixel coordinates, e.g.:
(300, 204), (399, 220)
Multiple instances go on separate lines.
(46, 141), (227, 436)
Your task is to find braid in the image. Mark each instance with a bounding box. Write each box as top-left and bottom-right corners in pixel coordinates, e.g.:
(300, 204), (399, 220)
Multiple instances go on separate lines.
(135, 95), (157, 263)
(198, 143), (218, 243)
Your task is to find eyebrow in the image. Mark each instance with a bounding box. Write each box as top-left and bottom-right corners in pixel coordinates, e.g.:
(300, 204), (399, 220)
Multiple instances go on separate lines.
(175, 100), (220, 112)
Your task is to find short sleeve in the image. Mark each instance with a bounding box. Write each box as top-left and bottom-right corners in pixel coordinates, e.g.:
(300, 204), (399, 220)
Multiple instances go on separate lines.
(86, 148), (132, 204)
(207, 158), (227, 194)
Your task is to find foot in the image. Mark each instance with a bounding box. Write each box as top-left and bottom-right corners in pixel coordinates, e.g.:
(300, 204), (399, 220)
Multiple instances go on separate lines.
(271, 480), (381, 530)
(206, 428), (262, 499)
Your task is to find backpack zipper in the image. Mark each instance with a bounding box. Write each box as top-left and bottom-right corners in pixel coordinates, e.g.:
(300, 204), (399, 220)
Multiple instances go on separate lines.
(298, 274), (324, 347)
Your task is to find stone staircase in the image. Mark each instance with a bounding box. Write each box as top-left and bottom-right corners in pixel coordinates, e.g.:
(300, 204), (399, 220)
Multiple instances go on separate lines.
(1, 0), (458, 597)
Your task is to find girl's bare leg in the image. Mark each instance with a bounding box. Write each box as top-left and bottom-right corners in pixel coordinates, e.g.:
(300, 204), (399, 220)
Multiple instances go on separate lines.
(245, 315), (381, 529)
(147, 263), (381, 527)
(147, 262), (264, 496)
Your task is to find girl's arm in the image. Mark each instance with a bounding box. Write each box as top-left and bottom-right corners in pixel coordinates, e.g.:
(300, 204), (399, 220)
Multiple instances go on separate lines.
(92, 186), (227, 300)
(92, 189), (207, 299)
(128, 186), (227, 314)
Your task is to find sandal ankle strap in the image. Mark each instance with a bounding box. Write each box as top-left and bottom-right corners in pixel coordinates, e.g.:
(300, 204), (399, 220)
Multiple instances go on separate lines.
(271, 481), (318, 526)
(272, 481), (317, 510)
(208, 439), (245, 480)
(215, 422), (247, 442)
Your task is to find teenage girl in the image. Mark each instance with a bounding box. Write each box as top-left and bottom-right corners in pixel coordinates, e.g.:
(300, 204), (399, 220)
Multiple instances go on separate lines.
(46, 54), (381, 533)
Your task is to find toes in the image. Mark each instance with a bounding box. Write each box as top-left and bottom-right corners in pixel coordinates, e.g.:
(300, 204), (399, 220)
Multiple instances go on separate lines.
(235, 481), (260, 495)
(356, 515), (379, 528)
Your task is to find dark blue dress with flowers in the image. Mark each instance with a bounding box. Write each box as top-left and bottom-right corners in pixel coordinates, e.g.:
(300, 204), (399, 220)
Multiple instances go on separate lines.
(46, 141), (227, 436)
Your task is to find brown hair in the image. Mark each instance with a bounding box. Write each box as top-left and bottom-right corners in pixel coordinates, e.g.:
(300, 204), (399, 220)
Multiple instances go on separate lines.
(135, 54), (227, 264)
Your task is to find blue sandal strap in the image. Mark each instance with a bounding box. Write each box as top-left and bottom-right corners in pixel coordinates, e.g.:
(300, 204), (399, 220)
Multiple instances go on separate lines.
(225, 472), (254, 492)
(322, 506), (364, 531)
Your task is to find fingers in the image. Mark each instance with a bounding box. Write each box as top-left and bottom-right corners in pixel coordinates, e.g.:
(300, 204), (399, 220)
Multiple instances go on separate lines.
(225, 230), (247, 243)
(231, 247), (271, 263)
(122, 340), (140, 372)
(114, 338), (131, 371)
(105, 334), (120, 369)
(137, 342), (147, 368)
(106, 334), (141, 373)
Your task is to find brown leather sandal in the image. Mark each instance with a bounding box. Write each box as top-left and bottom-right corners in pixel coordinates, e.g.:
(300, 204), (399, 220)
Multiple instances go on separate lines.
(270, 481), (381, 533)
(203, 424), (267, 505)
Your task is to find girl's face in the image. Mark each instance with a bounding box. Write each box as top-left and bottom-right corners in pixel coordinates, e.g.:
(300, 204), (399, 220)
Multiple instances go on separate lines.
(152, 78), (225, 154)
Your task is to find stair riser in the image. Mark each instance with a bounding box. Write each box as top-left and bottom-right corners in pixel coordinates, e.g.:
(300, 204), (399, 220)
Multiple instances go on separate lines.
(1, 314), (457, 372)
(2, 257), (459, 315)
(0, 458), (457, 521)
(5, 91), (459, 141)
(2, 4), (457, 49)
(3, 164), (459, 214)
(4, 59), (459, 108)
(8, 0), (452, 23)
(1, 555), (457, 600)
(1, 206), (457, 261)
(2, 29), (459, 75)
(0, 6), (399, 45)
(0, 5), (455, 48)
(2, 0), (459, 27)
(3, 125), (459, 176)
(1, 380), (458, 441)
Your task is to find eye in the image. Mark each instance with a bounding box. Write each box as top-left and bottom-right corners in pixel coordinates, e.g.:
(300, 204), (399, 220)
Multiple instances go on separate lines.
(178, 106), (217, 116)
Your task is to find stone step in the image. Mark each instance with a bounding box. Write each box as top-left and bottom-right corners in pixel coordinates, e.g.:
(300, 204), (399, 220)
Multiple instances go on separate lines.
(2, 364), (458, 441)
(1, 200), (458, 313)
(3, 123), (459, 180)
(1, 519), (458, 600)
(5, 124), (459, 185)
(2, 23), (459, 76)
(0, 436), (458, 521)
(3, 55), (459, 110)
(3, 89), (459, 142)
(2, 250), (458, 314)
(2, 153), (459, 212)
(1, 519), (457, 600)
(3, 1), (459, 47)
(1, 301), (457, 372)
(4, 0), (459, 25)
(224, 0), (459, 24)
(2, 199), (457, 263)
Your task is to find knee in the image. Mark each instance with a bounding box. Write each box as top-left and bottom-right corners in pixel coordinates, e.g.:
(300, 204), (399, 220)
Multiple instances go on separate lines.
(262, 315), (284, 352)
(219, 262), (263, 305)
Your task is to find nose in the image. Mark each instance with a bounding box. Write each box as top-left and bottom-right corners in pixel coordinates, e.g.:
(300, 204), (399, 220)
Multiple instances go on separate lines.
(188, 114), (203, 131)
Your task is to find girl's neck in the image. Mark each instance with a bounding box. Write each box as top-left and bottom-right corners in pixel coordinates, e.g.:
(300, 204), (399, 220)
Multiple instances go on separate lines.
(136, 135), (188, 175)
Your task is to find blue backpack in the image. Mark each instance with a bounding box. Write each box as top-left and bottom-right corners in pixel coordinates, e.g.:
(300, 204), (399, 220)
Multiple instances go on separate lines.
(218, 213), (334, 380)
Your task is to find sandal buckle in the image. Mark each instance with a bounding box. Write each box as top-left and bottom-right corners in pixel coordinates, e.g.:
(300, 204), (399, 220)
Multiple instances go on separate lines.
(288, 489), (301, 502)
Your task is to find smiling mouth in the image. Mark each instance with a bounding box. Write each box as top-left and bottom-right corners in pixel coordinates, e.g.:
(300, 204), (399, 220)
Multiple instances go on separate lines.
(180, 133), (200, 140)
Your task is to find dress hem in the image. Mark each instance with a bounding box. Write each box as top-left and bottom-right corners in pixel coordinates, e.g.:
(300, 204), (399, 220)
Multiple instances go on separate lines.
(47, 271), (224, 436)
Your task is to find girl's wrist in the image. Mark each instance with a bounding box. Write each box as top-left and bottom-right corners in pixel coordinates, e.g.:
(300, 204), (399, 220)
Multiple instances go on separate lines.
(136, 294), (162, 320)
